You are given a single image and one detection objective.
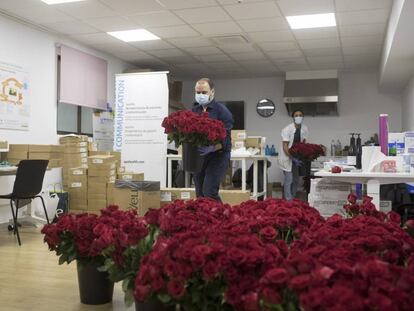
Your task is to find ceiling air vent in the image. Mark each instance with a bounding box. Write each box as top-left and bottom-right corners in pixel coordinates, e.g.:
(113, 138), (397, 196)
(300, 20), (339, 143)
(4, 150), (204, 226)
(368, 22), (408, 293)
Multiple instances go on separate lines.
(209, 35), (249, 45)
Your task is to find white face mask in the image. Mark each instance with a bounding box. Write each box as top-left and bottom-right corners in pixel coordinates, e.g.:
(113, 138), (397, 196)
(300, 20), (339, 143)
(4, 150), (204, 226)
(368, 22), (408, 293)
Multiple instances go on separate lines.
(195, 93), (210, 106)
(294, 116), (303, 125)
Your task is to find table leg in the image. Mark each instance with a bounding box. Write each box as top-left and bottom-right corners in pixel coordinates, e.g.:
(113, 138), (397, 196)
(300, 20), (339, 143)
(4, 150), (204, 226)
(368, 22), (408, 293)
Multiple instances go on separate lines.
(242, 159), (246, 192)
(253, 159), (258, 198)
(263, 160), (267, 199)
(185, 172), (190, 188)
(367, 179), (380, 210)
(167, 158), (172, 188)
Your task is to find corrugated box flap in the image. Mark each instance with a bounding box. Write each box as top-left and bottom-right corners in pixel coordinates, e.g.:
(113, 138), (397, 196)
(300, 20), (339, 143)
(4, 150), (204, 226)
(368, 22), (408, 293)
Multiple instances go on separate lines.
(115, 180), (160, 191)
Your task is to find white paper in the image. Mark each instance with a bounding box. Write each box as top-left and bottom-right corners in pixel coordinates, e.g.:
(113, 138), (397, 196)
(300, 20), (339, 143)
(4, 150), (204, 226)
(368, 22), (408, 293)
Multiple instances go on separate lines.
(161, 192), (172, 202)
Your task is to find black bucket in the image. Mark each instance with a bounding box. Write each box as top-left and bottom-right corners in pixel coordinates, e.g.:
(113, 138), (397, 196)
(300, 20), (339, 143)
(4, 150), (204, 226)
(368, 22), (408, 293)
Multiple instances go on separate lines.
(182, 142), (204, 173)
(135, 299), (176, 311)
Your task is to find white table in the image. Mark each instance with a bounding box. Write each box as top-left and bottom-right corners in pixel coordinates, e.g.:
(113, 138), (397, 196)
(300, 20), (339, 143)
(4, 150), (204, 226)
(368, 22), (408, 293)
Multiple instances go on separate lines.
(315, 170), (414, 209)
(167, 154), (269, 200)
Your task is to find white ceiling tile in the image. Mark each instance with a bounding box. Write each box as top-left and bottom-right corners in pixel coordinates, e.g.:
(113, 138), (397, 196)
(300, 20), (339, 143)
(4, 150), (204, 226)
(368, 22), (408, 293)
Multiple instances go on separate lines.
(160, 56), (197, 64)
(339, 23), (386, 37)
(70, 33), (120, 45)
(259, 41), (299, 52)
(196, 54), (232, 62)
(167, 37), (212, 48)
(185, 46), (223, 56)
(217, 0), (265, 5)
(175, 63), (208, 71)
(248, 30), (295, 42)
(54, 0), (116, 19)
(100, 0), (165, 15)
(342, 45), (382, 55)
(337, 9), (390, 26)
(208, 61), (241, 69)
(307, 55), (343, 64)
(293, 28), (338, 40)
(116, 51), (156, 62)
(238, 17), (290, 32)
(7, 4), (72, 24)
(192, 21), (242, 36)
(174, 6), (231, 24)
(277, 64), (311, 71)
(341, 35), (384, 47)
(310, 63), (344, 70)
(230, 52), (267, 61)
(267, 50), (304, 59)
(130, 40), (176, 51)
(303, 47), (342, 56)
(93, 42), (140, 54)
(148, 49), (185, 58)
(158, 0), (217, 10)
(149, 25), (199, 38)
(223, 2), (282, 20)
(276, 0), (335, 15)
(0, 0), (42, 10)
(42, 20), (98, 35)
(273, 57), (307, 65)
(298, 38), (340, 50)
(242, 60), (278, 70)
(128, 11), (185, 27)
(344, 53), (380, 63)
(219, 44), (257, 53)
(84, 16), (137, 32)
(335, 0), (392, 12)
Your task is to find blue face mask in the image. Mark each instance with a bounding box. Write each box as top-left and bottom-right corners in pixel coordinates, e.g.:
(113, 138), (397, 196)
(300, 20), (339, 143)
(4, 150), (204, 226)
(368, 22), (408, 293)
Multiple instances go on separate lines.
(294, 116), (303, 125)
(195, 93), (210, 106)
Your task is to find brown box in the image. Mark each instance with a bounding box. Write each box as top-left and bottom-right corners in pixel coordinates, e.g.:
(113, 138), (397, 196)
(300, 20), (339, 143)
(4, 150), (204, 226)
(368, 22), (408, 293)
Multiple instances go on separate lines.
(63, 152), (88, 159)
(113, 181), (160, 215)
(9, 144), (29, 152)
(6, 151), (28, 159)
(89, 175), (115, 184)
(117, 166), (126, 174)
(63, 142), (88, 148)
(87, 199), (108, 211)
(7, 158), (22, 166)
(69, 208), (89, 214)
(67, 175), (87, 185)
(245, 137), (262, 149)
(88, 168), (116, 177)
(59, 135), (88, 144)
(220, 190), (250, 206)
(88, 142), (98, 152)
(110, 151), (121, 164)
(88, 155), (116, 166)
(160, 188), (195, 206)
(88, 193), (107, 200)
(232, 140), (245, 149)
(231, 130), (247, 141)
(107, 183), (115, 204)
(68, 190), (87, 201)
(48, 159), (62, 168)
(221, 167), (233, 187)
(64, 146), (88, 154)
(0, 140), (8, 149)
(88, 151), (110, 156)
(28, 152), (62, 160)
(69, 167), (87, 177)
(28, 145), (61, 153)
(117, 172), (144, 181)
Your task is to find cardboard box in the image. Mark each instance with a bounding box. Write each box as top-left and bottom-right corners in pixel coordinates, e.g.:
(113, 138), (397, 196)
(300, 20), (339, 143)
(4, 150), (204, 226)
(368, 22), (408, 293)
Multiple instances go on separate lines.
(88, 169), (116, 177)
(107, 183), (115, 204)
(220, 190), (250, 206)
(87, 199), (108, 211)
(117, 166), (126, 174)
(28, 144), (62, 153)
(9, 144), (29, 152)
(231, 130), (247, 141)
(88, 193), (107, 200)
(28, 152), (62, 160)
(160, 188), (195, 206)
(7, 158), (22, 166)
(405, 132), (414, 154)
(63, 152), (88, 159)
(221, 167), (233, 187)
(64, 147), (88, 154)
(113, 181), (160, 215)
(88, 155), (116, 166)
(232, 140), (245, 149)
(388, 132), (405, 156)
(0, 140), (8, 149)
(59, 135), (88, 144)
(69, 167), (87, 177)
(48, 159), (62, 168)
(89, 175), (115, 184)
(6, 151), (28, 159)
(88, 142), (98, 152)
(69, 208), (89, 214)
(67, 174), (87, 184)
(67, 178), (87, 189)
(117, 172), (144, 181)
(63, 142), (88, 148)
(245, 137), (262, 149)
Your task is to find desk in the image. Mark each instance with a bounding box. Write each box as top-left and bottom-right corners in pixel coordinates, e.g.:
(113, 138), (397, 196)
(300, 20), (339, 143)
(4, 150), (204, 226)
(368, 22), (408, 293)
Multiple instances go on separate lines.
(0, 167), (62, 225)
(314, 170), (414, 209)
(167, 154), (268, 200)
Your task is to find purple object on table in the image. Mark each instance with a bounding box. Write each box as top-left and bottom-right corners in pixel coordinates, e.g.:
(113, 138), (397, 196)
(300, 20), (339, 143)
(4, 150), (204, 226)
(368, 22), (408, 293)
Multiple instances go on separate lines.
(379, 114), (389, 155)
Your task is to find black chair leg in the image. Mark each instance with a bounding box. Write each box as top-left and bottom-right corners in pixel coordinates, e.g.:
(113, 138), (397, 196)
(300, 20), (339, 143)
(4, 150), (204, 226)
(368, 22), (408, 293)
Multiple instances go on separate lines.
(37, 195), (50, 224)
(10, 200), (21, 246)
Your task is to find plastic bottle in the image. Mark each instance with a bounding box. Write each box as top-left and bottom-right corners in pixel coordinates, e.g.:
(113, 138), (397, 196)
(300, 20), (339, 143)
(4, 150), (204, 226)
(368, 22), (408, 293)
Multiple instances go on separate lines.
(265, 145), (270, 156)
(349, 133), (356, 156)
(356, 134), (362, 169)
(330, 139), (336, 156)
(271, 145), (276, 156)
(336, 139), (342, 156)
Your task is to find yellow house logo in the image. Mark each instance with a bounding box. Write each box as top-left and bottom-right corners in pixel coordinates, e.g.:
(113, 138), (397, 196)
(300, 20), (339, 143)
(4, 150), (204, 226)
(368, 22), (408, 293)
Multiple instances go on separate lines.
(0, 78), (24, 104)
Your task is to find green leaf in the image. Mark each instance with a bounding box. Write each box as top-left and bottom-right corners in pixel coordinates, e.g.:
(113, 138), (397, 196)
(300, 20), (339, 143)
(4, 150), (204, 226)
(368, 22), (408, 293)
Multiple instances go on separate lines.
(157, 293), (172, 304)
(122, 278), (131, 292)
(124, 289), (134, 307)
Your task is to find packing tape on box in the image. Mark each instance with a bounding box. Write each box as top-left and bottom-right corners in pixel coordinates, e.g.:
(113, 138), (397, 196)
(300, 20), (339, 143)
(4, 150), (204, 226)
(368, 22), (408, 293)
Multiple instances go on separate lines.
(115, 180), (160, 191)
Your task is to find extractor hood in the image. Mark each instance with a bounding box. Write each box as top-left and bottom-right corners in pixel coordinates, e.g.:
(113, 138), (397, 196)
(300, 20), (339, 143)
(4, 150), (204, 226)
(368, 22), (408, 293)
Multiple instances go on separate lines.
(283, 70), (339, 116)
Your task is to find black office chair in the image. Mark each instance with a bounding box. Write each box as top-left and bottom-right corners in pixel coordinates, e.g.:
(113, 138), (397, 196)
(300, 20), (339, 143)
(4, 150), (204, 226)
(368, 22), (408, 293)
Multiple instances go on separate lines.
(0, 160), (49, 245)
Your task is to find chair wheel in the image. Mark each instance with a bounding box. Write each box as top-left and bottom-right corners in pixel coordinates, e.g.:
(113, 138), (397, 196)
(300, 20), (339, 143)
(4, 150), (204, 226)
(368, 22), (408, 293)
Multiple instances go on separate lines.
(8, 224), (14, 231)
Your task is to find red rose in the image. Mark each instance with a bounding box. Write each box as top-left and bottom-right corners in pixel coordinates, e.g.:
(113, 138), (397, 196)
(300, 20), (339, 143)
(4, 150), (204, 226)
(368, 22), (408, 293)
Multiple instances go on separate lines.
(260, 268), (288, 286)
(260, 287), (282, 305)
(167, 280), (185, 299)
(289, 274), (311, 290)
(260, 226), (278, 241)
(134, 285), (151, 302)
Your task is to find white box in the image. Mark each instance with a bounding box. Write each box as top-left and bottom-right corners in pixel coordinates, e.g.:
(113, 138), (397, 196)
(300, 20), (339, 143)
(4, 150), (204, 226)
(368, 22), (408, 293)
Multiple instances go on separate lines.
(404, 132), (414, 154)
(389, 132), (405, 155)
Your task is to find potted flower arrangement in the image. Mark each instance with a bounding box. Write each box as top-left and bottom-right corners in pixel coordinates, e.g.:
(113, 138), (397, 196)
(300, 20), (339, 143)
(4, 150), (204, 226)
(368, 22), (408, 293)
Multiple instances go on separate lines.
(289, 143), (325, 162)
(161, 110), (226, 172)
(41, 209), (117, 305)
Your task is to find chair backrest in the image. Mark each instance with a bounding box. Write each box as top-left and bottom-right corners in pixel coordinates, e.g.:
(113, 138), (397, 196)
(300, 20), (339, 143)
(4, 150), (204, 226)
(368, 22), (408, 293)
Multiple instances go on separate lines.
(12, 160), (49, 198)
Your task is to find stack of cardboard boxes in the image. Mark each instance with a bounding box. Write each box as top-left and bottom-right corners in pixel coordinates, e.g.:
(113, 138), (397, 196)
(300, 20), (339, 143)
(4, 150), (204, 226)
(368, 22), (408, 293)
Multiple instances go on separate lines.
(67, 167), (88, 213)
(231, 130), (247, 150)
(28, 145), (63, 168)
(59, 136), (89, 188)
(6, 144), (29, 165)
(87, 155), (116, 212)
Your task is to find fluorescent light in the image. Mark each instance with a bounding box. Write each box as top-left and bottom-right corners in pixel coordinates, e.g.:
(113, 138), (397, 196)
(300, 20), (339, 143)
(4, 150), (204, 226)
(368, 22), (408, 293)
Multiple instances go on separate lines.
(107, 29), (160, 42)
(41, 0), (86, 4)
(286, 13), (336, 30)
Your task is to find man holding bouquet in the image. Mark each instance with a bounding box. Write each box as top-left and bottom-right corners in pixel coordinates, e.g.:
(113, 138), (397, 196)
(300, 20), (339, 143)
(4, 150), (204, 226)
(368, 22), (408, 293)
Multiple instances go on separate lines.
(192, 78), (234, 201)
(279, 110), (309, 201)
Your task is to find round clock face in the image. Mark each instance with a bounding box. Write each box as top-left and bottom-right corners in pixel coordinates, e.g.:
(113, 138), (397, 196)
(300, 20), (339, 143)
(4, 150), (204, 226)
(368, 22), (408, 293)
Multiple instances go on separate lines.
(256, 99), (275, 118)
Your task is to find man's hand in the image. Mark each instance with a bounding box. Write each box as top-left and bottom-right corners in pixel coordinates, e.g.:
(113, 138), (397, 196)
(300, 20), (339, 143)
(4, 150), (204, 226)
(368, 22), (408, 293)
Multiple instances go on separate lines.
(292, 158), (302, 166)
(198, 145), (215, 156)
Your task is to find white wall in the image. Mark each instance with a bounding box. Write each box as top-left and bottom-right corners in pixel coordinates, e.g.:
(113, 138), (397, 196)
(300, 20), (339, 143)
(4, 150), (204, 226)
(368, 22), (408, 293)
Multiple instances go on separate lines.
(0, 14), (131, 145)
(403, 75), (414, 131)
(182, 72), (403, 181)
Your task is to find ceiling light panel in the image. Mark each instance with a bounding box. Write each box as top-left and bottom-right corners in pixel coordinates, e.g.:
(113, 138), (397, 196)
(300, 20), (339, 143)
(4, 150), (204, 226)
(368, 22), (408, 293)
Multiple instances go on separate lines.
(287, 13), (336, 30)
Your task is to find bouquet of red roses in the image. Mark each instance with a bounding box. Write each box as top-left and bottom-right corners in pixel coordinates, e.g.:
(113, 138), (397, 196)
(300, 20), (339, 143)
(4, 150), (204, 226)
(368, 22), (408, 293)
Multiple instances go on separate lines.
(161, 110), (226, 147)
(289, 142), (325, 162)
